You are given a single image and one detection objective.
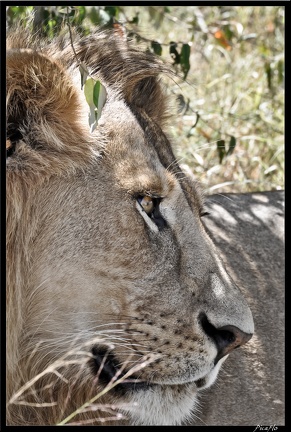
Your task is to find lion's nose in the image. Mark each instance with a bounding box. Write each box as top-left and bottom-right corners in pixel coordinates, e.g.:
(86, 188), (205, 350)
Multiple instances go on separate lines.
(200, 313), (253, 362)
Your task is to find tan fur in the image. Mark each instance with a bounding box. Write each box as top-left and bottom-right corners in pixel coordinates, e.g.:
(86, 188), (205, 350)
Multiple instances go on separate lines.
(6, 27), (254, 426)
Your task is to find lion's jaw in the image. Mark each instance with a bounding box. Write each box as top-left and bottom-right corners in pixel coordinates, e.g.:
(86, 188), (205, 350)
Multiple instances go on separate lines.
(123, 384), (199, 426)
(118, 356), (227, 425)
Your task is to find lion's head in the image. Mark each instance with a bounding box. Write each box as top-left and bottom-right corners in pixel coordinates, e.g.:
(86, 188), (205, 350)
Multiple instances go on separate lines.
(6, 27), (254, 426)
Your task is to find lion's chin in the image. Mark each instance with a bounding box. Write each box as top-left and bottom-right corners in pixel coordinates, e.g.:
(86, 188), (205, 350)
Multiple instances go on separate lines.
(90, 349), (228, 425)
(120, 360), (228, 426)
(119, 382), (199, 426)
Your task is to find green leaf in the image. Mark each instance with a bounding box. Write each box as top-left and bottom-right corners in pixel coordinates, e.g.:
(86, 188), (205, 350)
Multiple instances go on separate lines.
(58, 8), (68, 14)
(96, 82), (107, 122)
(169, 42), (180, 65)
(265, 61), (272, 90)
(88, 7), (100, 25)
(93, 81), (101, 108)
(79, 63), (89, 90)
(223, 25), (234, 41)
(74, 6), (86, 24)
(84, 78), (98, 132)
(84, 78), (95, 106)
(180, 43), (191, 80)
(277, 59), (284, 85)
(84, 78), (107, 132)
(99, 9), (111, 25)
(129, 15), (139, 25)
(217, 140), (226, 163)
(105, 6), (118, 18)
(151, 40), (162, 56)
(227, 136), (236, 156)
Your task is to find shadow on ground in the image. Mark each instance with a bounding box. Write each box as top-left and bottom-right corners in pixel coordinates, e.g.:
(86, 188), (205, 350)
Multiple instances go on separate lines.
(193, 191), (284, 426)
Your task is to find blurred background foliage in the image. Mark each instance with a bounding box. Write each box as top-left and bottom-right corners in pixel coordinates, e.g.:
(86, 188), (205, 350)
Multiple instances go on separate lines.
(6, 5), (284, 193)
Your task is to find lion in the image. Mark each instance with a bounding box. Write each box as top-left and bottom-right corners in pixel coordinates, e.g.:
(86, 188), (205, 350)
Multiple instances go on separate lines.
(6, 26), (254, 426)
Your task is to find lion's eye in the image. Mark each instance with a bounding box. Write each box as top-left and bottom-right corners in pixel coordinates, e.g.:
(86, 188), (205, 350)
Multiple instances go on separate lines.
(138, 196), (154, 214)
(137, 196), (166, 230)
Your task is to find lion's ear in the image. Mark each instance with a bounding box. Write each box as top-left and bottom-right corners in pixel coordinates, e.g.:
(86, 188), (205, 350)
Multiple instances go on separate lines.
(70, 31), (171, 126)
(6, 48), (95, 167)
(127, 76), (169, 126)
